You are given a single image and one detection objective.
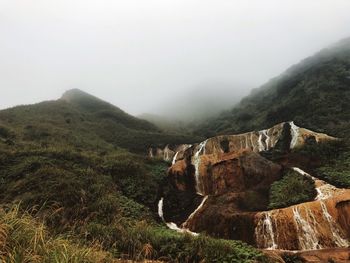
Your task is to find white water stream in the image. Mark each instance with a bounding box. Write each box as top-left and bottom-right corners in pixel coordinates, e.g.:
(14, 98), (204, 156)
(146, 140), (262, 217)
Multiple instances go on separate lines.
(292, 206), (321, 250)
(192, 140), (207, 195)
(256, 212), (278, 250)
(158, 197), (208, 236)
(320, 201), (349, 247)
(172, 152), (179, 165)
(289, 121), (299, 149)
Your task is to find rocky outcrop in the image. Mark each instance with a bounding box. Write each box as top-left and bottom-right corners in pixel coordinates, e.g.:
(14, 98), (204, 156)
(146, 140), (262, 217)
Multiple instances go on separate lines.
(157, 122), (347, 252)
(150, 121), (335, 162)
(255, 191), (350, 250)
(275, 248), (350, 263)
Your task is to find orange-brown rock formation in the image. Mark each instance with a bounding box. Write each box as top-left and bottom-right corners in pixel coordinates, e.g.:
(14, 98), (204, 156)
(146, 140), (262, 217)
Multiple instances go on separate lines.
(157, 122), (347, 252)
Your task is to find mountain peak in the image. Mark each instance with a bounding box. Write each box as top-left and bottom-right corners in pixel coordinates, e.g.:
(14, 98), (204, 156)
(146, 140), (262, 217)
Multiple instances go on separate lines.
(61, 89), (98, 102)
(60, 88), (125, 114)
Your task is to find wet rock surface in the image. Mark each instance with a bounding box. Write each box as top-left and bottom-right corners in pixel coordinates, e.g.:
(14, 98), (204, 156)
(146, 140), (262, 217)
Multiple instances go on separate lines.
(156, 122), (349, 253)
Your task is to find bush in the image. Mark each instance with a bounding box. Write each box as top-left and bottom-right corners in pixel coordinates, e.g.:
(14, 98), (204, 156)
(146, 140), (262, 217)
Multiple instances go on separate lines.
(316, 151), (350, 187)
(113, 222), (266, 262)
(268, 170), (316, 209)
(282, 253), (305, 263)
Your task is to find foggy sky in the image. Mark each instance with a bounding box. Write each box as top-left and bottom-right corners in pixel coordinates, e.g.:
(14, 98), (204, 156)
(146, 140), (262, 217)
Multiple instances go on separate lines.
(1, 0), (350, 117)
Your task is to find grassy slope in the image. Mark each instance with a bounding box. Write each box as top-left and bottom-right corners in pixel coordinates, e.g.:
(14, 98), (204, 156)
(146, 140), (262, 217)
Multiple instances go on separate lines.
(0, 90), (262, 262)
(197, 38), (350, 138)
(0, 89), (201, 154)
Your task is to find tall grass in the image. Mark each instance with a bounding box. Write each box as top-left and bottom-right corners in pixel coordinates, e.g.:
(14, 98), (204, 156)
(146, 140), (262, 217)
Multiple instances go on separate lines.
(0, 205), (113, 263)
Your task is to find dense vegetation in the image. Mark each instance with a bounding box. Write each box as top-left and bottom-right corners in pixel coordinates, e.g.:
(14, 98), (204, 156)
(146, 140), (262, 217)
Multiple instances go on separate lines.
(0, 145), (264, 261)
(293, 139), (350, 188)
(0, 89), (201, 154)
(0, 90), (263, 262)
(0, 205), (265, 263)
(268, 170), (316, 209)
(0, 205), (115, 263)
(196, 38), (350, 138)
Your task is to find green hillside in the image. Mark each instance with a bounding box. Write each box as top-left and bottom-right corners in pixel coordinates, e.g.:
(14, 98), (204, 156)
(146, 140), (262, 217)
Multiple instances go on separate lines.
(197, 38), (350, 138)
(0, 89), (200, 153)
(0, 90), (262, 262)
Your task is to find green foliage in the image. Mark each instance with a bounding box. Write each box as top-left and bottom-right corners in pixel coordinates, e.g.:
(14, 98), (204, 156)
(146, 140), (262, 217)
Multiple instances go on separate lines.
(112, 222), (265, 262)
(0, 89), (265, 261)
(293, 139), (346, 160)
(281, 253), (305, 263)
(268, 170), (316, 209)
(293, 138), (350, 188)
(317, 152), (350, 188)
(0, 90), (201, 154)
(0, 147), (159, 232)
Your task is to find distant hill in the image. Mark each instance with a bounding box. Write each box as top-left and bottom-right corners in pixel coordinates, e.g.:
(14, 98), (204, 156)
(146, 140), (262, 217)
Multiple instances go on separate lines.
(196, 38), (350, 138)
(0, 89), (201, 153)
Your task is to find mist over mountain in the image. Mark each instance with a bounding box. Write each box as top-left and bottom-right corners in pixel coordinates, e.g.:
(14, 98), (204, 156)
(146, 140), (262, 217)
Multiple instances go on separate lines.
(196, 37), (350, 138)
(145, 82), (250, 123)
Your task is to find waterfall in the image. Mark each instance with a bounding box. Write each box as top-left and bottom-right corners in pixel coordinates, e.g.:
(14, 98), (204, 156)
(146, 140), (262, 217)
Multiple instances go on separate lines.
(158, 198), (165, 220)
(192, 140), (208, 195)
(183, 196), (208, 228)
(257, 129), (271, 151)
(158, 197), (203, 236)
(289, 121), (299, 149)
(315, 184), (339, 200)
(255, 212), (278, 249)
(172, 152), (179, 164)
(258, 131), (264, 151)
(292, 206), (321, 250)
(320, 201), (349, 247)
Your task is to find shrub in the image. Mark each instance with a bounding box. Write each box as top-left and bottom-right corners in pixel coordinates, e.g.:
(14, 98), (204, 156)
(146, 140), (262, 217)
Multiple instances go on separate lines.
(268, 170), (316, 209)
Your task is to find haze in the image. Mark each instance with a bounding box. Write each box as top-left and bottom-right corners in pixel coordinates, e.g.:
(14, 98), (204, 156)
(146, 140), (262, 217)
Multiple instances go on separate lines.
(1, 0), (350, 120)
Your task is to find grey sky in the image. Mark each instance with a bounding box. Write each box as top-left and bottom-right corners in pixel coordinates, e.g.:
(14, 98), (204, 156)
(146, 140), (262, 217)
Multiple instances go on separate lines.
(1, 0), (350, 116)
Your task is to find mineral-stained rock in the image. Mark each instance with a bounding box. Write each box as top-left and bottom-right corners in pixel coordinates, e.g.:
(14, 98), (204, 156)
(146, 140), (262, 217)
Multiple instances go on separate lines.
(157, 121), (347, 252)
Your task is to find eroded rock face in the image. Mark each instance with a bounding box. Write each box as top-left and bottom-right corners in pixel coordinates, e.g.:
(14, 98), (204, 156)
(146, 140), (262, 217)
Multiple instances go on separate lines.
(157, 121), (347, 252)
(149, 121), (335, 162)
(162, 150), (283, 238)
(255, 192), (350, 250)
(276, 248), (350, 263)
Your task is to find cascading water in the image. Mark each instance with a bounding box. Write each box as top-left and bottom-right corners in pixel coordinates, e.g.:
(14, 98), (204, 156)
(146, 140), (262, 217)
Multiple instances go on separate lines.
(158, 198), (164, 220)
(158, 196), (210, 236)
(257, 129), (272, 152)
(289, 121), (299, 149)
(172, 152), (179, 165)
(255, 212), (278, 249)
(192, 140), (208, 195)
(320, 201), (349, 247)
(292, 167), (341, 201)
(292, 206), (321, 250)
(158, 198), (198, 235)
(182, 196), (208, 228)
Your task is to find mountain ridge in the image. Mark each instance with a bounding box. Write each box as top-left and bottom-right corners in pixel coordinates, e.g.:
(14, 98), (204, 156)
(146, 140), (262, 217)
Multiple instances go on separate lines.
(196, 37), (350, 138)
(0, 89), (201, 153)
